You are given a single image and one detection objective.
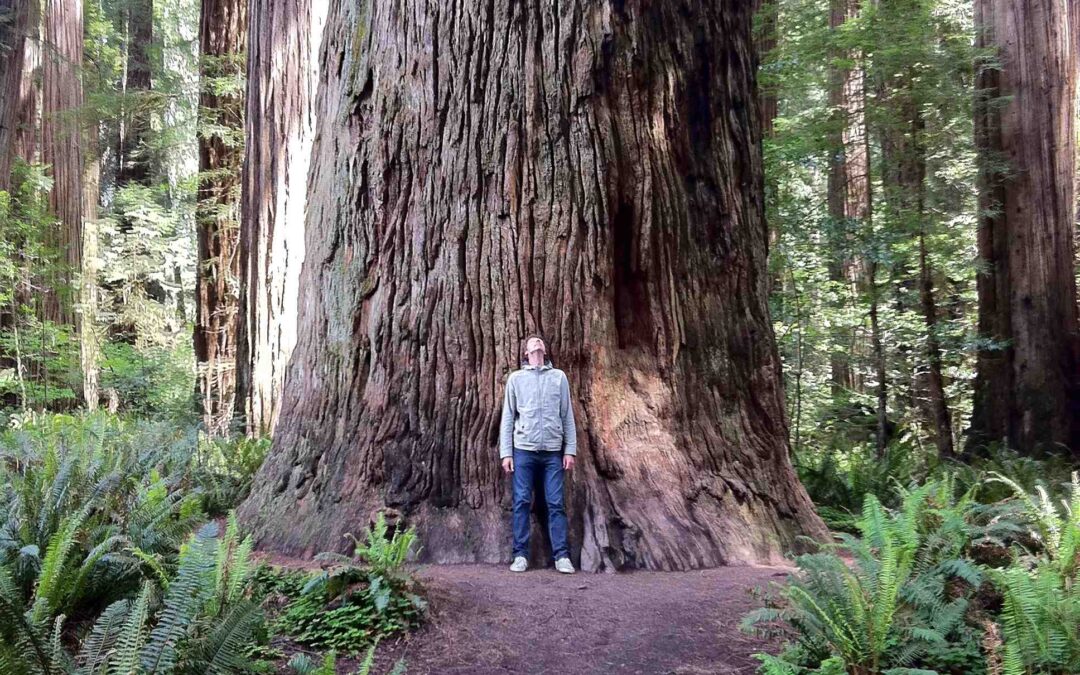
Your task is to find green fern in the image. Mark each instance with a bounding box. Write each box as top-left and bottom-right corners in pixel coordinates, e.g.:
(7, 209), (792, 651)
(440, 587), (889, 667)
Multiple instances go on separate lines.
(742, 477), (982, 673)
(139, 523), (218, 673)
(990, 472), (1080, 675)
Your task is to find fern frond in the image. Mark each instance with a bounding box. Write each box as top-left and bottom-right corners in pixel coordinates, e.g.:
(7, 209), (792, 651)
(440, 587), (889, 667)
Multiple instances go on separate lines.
(74, 598), (132, 675)
(187, 600), (264, 674)
(110, 582), (151, 675)
(139, 525), (216, 673)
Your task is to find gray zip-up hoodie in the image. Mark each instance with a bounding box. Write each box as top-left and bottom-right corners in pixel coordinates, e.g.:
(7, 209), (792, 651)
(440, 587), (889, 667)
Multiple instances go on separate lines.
(499, 360), (577, 459)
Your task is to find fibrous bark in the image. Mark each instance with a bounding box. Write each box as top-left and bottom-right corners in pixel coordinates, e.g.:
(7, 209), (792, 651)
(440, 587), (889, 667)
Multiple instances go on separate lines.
(826, 0), (870, 396)
(235, 0), (327, 437)
(969, 0), (1080, 456)
(41, 0), (85, 326)
(240, 0), (826, 571)
(195, 0), (246, 436)
(0, 0), (41, 190)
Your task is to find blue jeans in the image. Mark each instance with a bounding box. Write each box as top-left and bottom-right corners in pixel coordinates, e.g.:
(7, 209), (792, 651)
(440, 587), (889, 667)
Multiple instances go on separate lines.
(511, 448), (569, 561)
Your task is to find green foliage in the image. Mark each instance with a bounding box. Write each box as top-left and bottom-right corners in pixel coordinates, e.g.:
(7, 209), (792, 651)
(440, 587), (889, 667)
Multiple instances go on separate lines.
(0, 161), (82, 411)
(99, 341), (197, 421)
(277, 514), (427, 655)
(764, 0), (983, 476)
(0, 411), (277, 672)
(744, 468), (1080, 675)
(0, 517), (263, 674)
(742, 477), (993, 673)
(190, 435), (271, 515)
(988, 473), (1080, 675)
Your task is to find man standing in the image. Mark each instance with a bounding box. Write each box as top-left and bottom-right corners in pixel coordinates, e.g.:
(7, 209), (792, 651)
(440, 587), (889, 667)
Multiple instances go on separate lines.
(500, 335), (577, 573)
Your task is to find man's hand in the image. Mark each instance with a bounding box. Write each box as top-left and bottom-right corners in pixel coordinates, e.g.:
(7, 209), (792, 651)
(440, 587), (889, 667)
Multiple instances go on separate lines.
(563, 454), (575, 471)
(502, 457), (514, 473)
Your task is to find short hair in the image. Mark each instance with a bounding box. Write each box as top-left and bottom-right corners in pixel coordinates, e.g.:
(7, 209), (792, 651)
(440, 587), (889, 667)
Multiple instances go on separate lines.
(520, 334), (552, 365)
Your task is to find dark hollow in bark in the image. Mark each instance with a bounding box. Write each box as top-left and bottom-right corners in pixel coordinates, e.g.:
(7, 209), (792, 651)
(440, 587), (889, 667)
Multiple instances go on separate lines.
(239, 0), (827, 571)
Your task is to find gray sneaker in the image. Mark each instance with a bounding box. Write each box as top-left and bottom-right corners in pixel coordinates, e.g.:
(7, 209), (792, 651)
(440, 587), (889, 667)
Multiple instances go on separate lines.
(509, 556), (527, 572)
(555, 557), (575, 574)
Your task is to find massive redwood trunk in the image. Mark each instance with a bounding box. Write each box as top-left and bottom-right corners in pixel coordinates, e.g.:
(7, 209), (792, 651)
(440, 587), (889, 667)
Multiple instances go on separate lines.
(969, 0), (1080, 456)
(195, 0), (246, 436)
(239, 0), (826, 571)
(235, 0), (327, 438)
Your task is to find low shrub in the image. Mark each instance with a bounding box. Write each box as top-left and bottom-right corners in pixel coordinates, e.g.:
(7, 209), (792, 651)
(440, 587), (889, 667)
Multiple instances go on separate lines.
(276, 513), (427, 655)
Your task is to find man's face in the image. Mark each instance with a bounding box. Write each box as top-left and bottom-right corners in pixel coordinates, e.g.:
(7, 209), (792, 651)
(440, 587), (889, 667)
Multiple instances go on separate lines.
(526, 338), (546, 361)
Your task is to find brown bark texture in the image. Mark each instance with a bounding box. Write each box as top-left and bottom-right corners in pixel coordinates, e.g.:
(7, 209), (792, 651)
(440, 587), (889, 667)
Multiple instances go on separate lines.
(235, 0), (327, 438)
(970, 0), (1080, 456)
(116, 0), (153, 186)
(239, 0), (826, 571)
(195, 0), (246, 436)
(826, 0), (870, 396)
(0, 0), (41, 190)
(41, 0), (85, 325)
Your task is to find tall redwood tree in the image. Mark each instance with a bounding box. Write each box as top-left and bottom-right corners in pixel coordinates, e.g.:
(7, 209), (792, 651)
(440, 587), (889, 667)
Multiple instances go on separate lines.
(240, 0), (826, 571)
(235, 0), (327, 437)
(41, 0), (86, 326)
(195, 0), (246, 436)
(969, 0), (1080, 456)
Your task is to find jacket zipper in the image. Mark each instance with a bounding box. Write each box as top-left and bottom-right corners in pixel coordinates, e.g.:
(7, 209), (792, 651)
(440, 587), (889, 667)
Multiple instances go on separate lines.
(537, 369), (545, 450)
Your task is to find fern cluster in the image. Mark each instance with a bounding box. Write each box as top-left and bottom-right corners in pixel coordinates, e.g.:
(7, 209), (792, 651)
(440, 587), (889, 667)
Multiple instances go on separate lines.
(0, 412), (278, 673)
(275, 513), (427, 656)
(744, 470), (1080, 675)
(742, 476), (996, 674)
(0, 516), (264, 674)
(988, 472), (1080, 675)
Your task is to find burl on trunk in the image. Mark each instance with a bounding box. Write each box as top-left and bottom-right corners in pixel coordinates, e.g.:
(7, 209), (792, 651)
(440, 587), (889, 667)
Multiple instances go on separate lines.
(239, 0), (826, 571)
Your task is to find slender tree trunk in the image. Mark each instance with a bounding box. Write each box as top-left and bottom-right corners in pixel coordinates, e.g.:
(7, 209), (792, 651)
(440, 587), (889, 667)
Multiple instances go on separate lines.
(826, 0), (869, 396)
(918, 229), (952, 456)
(867, 261), (887, 457)
(235, 0), (327, 438)
(754, 0), (781, 295)
(40, 0), (85, 327)
(755, 0), (778, 138)
(970, 0), (1080, 456)
(878, 57), (954, 457)
(195, 0), (246, 436)
(239, 0), (826, 570)
(116, 0), (153, 187)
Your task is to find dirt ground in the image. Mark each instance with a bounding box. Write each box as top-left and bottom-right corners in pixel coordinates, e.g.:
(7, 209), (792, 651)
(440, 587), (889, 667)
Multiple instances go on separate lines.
(339, 562), (790, 675)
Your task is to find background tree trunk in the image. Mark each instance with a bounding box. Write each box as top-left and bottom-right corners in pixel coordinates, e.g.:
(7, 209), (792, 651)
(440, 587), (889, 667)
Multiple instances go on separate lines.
(969, 0), (1080, 456)
(195, 0), (246, 436)
(235, 0), (327, 438)
(239, 0), (826, 571)
(755, 0), (778, 138)
(115, 0), (154, 188)
(41, 0), (85, 326)
(0, 0), (40, 190)
(826, 0), (869, 396)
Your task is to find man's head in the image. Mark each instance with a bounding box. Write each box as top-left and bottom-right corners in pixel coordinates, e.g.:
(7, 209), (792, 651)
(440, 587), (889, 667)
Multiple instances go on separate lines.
(522, 334), (547, 367)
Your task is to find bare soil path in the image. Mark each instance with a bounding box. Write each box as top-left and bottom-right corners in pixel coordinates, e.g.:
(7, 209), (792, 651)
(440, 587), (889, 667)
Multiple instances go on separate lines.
(353, 562), (790, 675)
